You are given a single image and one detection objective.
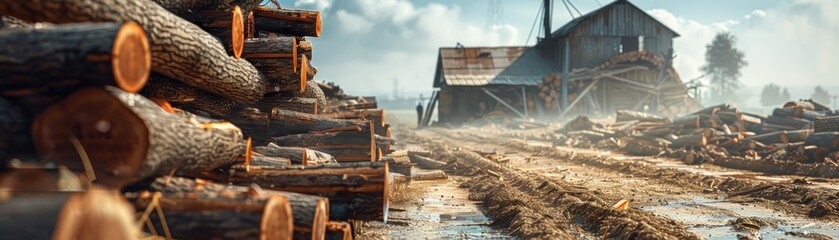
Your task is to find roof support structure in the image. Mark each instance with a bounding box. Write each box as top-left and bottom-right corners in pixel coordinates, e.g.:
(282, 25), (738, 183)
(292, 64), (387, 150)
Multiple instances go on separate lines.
(481, 87), (527, 119)
(559, 79), (600, 118)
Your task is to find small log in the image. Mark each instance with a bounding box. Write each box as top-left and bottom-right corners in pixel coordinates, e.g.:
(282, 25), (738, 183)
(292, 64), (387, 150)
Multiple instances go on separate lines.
(252, 6), (322, 37)
(269, 124), (375, 162)
(148, 177), (327, 240)
(325, 221), (353, 240)
(242, 37), (307, 93)
(320, 109), (387, 128)
(670, 134), (707, 148)
(224, 162), (390, 221)
(0, 188), (138, 240)
(673, 115), (700, 129)
(783, 101), (816, 111)
(815, 116), (839, 133)
(299, 40), (313, 60)
(133, 191), (293, 240)
(0, 22), (150, 94)
(408, 155), (446, 169)
(765, 115), (813, 129)
(615, 109), (667, 123)
(252, 96), (317, 114)
(412, 170), (448, 181)
(254, 143), (311, 165)
(0, 0), (266, 103)
(749, 131), (790, 145)
(33, 87), (244, 187)
(314, 148), (378, 162)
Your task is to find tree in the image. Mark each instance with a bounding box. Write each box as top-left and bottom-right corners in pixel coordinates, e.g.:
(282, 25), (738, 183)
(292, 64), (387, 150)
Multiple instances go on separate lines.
(812, 85), (831, 105)
(760, 83), (788, 106)
(701, 32), (747, 103)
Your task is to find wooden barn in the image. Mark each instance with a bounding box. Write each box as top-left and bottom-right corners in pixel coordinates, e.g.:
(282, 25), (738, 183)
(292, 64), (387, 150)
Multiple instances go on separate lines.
(429, 0), (702, 125)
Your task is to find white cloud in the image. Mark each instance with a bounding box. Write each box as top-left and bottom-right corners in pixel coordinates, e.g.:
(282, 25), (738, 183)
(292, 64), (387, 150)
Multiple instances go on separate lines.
(294, 0), (331, 11)
(334, 10), (373, 34)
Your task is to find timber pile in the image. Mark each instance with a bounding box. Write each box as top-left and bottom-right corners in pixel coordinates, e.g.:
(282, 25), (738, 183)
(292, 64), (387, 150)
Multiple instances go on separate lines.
(0, 1), (396, 239)
(551, 99), (839, 167)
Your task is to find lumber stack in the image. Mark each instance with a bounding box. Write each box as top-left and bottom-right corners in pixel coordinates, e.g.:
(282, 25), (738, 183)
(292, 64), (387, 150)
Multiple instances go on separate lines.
(1, 1), (391, 239)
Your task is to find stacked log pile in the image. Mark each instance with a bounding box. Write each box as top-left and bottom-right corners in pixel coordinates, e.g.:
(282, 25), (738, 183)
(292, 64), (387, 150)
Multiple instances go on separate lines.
(551, 99), (839, 168)
(0, 1), (397, 239)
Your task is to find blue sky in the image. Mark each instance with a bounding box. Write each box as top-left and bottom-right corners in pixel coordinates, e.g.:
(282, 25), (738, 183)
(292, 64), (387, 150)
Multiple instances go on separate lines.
(275, 0), (838, 105)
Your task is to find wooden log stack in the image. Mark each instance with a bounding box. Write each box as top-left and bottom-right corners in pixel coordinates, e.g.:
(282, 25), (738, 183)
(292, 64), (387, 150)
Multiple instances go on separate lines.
(0, 1), (395, 239)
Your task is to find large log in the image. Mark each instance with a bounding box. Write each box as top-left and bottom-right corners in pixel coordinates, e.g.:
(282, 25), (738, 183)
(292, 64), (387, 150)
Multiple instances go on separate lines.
(0, 0), (266, 103)
(231, 108), (368, 141)
(253, 96), (317, 114)
(252, 6), (322, 37)
(242, 37), (308, 93)
(186, 6), (245, 58)
(815, 116), (839, 133)
(269, 122), (376, 161)
(320, 109), (387, 128)
(254, 144), (306, 165)
(224, 162), (389, 221)
(148, 177), (327, 240)
(0, 188), (138, 240)
(150, 0), (262, 15)
(133, 190), (293, 240)
(32, 87), (244, 187)
(0, 22), (150, 94)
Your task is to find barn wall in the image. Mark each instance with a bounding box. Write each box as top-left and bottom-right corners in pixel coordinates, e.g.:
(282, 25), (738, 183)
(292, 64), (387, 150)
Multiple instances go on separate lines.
(557, 2), (676, 70)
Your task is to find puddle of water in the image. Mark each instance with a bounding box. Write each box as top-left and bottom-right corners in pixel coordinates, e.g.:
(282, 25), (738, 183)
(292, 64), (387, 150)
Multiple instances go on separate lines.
(642, 196), (839, 239)
(383, 175), (514, 240)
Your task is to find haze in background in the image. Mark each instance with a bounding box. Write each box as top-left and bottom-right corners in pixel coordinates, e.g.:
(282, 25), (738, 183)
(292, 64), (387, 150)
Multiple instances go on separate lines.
(279, 0), (838, 108)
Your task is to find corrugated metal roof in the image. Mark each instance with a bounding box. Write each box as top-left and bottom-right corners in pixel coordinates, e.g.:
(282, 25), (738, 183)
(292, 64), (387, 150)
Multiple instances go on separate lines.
(435, 46), (554, 87)
(551, 0), (680, 38)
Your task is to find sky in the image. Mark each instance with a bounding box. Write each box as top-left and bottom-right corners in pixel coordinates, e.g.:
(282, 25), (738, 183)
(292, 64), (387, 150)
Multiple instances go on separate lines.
(276, 0), (839, 105)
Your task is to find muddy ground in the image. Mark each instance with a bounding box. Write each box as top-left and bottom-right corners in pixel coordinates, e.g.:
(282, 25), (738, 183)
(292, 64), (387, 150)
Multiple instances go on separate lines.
(360, 111), (839, 239)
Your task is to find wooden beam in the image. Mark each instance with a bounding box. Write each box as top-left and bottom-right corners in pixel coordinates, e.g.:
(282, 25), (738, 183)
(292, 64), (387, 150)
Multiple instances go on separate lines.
(559, 79), (600, 118)
(481, 87), (526, 119)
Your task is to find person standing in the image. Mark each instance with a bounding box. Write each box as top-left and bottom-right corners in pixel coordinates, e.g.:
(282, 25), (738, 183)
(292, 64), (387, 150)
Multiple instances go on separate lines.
(416, 102), (424, 128)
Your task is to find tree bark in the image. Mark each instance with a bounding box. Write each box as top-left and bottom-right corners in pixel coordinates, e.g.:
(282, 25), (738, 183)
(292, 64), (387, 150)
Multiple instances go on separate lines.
(132, 190), (293, 240)
(148, 177), (327, 240)
(299, 40), (312, 60)
(269, 122), (376, 162)
(805, 132), (839, 152)
(325, 221), (352, 240)
(224, 161), (389, 221)
(32, 87), (245, 187)
(253, 143), (336, 165)
(0, 188), (138, 240)
(301, 80), (326, 113)
(412, 170), (448, 181)
(0, 22), (150, 94)
(231, 108), (369, 142)
(186, 6), (245, 58)
(815, 116), (839, 133)
(252, 6), (322, 37)
(253, 96), (317, 114)
(0, 0), (266, 103)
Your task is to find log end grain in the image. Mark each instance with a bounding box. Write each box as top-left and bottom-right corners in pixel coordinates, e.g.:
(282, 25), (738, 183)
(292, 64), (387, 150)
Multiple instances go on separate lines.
(261, 195), (295, 240)
(299, 54), (309, 93)
(112, 22), (151, 93)
(231, 6), (244, 59)
(314, 13), (322, 37)
(53, 188), (138, 240)
(311, 198), (329, 240)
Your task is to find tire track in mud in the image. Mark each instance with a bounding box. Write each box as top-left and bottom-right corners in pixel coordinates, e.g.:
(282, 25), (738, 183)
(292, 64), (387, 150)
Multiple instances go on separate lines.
(397, 127), (700, 239)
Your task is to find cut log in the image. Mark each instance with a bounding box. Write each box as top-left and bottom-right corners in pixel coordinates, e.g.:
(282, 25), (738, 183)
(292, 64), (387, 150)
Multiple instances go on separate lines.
(325, 221), (352, 240)
(615, 109), (667, 123)
(670, 134), (707, 148)
(815, 116), (839, 133)
(252, 96), (317, 114)
(805, 132), (839, 152)
(765, 115), (813, 129)
(302, 80), (327, 113)
(314, 148), (378, 162)
(141, 75), (200, 102)
(133, 190), (293, 240)
(230, 108), (369, 142)
(784, 101), (816, 111)
(245, 10), (255, 38)
(259, 54), (309, 94)
(148, 177), (327, 240)
(408, 155), (446, 169)
(0, 22), (150, 94)
(320, 109), (387, 127)
(186, 6), (245, 58)
(0, 188), (138, 240)
(252, 6), (322, 37)
(673, 115), (700, 129)
(32, 87), (245, 187)
(299, 40), (312, 60)
(269, 122), (376, 162)
(254, 143), (310, 165)
(224, 161), (389, 221)
(412, 170), (448, 181)
(149, 0), (262, 16)
(749, 131), (791, 144)
(0, 0), (266, 103)
(180, 90), (237, 116)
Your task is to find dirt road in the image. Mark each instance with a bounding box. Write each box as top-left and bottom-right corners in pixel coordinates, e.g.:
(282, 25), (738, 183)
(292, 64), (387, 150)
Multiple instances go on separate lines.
(384, 111), (839, 239)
